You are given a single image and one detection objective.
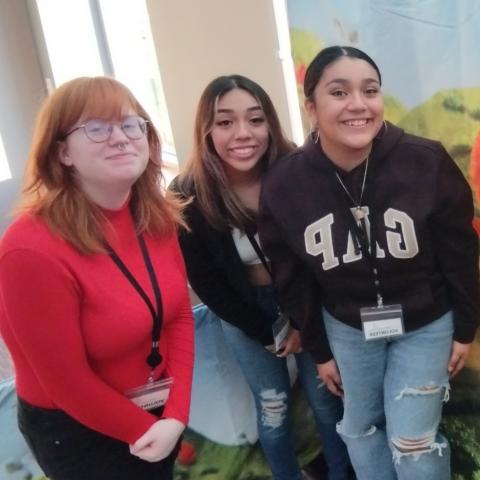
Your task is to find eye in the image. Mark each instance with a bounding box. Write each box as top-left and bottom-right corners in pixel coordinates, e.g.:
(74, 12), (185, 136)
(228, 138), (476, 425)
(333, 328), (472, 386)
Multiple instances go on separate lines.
(365, 87), (379, 96)
(215, 119), (232, 127)
(122, 119), (137, 129)
(331, 90), (347, 98)
(250, 116), (266, 125)
(85, 119), (109, 134)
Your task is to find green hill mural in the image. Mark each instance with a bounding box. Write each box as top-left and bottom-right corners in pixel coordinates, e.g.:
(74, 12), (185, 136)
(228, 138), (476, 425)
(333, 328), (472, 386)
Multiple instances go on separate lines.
(384, 95), (407, 124)
(398, 88), (480, 176)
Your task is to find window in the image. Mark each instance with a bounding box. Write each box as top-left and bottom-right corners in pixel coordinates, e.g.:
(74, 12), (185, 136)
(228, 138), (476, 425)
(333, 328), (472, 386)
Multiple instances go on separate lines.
(34, 0), (176, 164)
(0, 133), (12, 182)
(36, 0), (104, 85)
(98, 0), (175, 153)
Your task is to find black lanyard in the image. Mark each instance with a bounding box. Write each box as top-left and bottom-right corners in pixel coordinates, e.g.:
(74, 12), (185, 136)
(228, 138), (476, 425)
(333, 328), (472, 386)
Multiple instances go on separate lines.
(330, 162), (384, 307)
(245, 232), (284, 315)
(106, 234), (163, 370)
(246, 232), (273, 279)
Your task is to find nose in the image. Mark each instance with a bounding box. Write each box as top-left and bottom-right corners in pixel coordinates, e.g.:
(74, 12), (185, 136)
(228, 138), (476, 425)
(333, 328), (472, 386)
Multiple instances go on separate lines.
(234, 120), (252, 139)
(109, 123), (130, 144)
(347, 92), (367, 111)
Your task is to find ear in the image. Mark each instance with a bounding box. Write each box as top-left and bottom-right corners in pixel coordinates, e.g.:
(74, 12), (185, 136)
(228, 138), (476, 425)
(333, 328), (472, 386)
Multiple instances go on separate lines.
(304, 98), (318, 127)
(57, 141), (73, 166)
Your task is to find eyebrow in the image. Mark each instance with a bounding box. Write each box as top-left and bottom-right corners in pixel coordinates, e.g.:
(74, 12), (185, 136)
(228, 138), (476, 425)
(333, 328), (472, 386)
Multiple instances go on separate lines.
(324, 77), (380, 87)
(216, 106), (263, 114)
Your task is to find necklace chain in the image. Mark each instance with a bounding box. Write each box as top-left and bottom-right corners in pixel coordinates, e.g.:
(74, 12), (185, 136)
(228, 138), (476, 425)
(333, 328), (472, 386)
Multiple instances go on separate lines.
(335, 157), (369, 220)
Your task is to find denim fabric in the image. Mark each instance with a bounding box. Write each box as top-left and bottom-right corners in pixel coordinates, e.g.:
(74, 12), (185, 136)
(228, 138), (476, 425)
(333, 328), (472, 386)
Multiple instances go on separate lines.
(17, 398), (179, 480)
(324, 309), (453, 480)
(221, 285), (350, 480)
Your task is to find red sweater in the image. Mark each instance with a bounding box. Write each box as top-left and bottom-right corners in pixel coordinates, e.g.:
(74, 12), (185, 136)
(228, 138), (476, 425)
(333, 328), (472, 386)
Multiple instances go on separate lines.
(0, 204), (194, 444)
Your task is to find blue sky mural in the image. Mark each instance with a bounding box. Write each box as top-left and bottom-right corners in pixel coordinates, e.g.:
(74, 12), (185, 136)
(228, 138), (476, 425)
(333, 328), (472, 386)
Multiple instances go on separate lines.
(286, 0), (480, 108)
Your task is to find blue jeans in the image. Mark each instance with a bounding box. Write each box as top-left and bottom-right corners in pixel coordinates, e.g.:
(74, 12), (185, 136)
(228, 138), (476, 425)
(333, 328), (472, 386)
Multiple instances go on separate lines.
(323, 309), (453, 480)
(221, 286), (350, 480)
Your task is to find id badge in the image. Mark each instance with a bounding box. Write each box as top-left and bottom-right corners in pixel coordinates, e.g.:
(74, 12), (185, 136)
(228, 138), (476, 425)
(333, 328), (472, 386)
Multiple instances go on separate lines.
(360, 304), (404, 341)
(125, 377), (173, 411)
(272, 311), (290, 351)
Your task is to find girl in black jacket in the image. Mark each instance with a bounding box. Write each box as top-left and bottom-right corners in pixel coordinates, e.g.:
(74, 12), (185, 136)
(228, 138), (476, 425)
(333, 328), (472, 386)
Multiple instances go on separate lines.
(173, 75), (350, 480)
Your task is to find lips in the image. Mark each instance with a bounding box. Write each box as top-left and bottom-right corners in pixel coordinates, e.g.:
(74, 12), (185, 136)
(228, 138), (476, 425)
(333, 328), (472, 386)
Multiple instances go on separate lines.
(106, 152), (136, 160)
(228, 146), (258, 158)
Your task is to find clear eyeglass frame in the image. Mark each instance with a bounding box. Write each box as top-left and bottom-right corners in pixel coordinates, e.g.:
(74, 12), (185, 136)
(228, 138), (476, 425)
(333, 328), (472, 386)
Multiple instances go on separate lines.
(63, 116), (149, 143)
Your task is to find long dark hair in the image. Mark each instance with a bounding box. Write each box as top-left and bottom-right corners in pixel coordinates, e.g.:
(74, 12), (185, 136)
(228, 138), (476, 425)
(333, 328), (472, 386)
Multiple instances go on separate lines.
(177, 74), (293, 231)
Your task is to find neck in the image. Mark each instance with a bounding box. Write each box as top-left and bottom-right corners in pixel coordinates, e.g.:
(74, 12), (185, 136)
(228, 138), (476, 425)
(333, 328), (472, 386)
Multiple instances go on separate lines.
(81, 181), (132, 210)
(321, 143), (371, 172)
(228, 171), (262, 214)
(227, 166), (262, 189)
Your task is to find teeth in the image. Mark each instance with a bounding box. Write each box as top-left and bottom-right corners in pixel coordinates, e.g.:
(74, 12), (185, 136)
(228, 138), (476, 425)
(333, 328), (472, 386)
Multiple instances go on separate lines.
(230, 147), (257, 157)
(344, 119), (368, 127)
(232, 147), (254, 153)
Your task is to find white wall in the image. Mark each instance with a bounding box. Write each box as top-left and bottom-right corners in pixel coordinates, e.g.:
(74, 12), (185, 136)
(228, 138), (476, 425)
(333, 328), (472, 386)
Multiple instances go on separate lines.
(146, 0), (293, 165)
(0, 0), (46, 233)
(0, 0), (295, 232)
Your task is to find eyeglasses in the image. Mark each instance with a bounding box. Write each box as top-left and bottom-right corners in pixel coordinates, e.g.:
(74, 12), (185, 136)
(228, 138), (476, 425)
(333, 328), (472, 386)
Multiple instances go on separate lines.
(63, 116), (149, 143)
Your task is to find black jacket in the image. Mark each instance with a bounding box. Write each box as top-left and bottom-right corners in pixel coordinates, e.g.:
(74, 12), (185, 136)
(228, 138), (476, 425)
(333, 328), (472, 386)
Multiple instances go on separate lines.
(259, 122), (480, 363)
(172, 183), (275, 345)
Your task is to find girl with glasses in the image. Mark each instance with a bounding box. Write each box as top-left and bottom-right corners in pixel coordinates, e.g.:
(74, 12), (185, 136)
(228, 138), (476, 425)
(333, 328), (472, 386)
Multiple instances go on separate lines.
(172, 74), (352, 480)
(0, 76), (194, 480)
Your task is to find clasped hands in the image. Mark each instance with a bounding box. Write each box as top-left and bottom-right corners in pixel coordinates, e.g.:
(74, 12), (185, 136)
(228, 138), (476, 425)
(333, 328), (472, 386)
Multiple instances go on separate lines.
(130, 418), (185, 463)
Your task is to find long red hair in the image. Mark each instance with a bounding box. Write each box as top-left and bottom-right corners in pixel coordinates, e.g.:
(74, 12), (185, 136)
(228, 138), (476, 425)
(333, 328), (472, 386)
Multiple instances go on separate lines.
(17, 76), (184, 253)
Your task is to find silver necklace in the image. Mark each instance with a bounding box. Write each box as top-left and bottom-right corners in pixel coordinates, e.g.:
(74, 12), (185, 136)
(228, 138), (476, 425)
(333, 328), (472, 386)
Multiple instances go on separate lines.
(335, 157), (369, 222)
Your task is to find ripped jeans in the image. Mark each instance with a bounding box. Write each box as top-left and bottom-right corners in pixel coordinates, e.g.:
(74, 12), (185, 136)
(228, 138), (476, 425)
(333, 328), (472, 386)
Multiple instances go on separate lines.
(221, 286), (350, 480)
(323, 309), (453, 480)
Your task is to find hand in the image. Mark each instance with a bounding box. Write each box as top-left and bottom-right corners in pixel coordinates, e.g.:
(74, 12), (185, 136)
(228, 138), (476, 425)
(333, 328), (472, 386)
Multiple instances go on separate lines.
(276, 328), (302, 357)
(130, 418), (185, 462)
(448, 341), (471, 378)
(317, 359), (343, 397)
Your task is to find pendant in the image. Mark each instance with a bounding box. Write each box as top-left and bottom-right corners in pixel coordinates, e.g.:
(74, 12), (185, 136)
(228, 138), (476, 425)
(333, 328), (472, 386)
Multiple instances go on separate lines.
(354, 207), (365, 221)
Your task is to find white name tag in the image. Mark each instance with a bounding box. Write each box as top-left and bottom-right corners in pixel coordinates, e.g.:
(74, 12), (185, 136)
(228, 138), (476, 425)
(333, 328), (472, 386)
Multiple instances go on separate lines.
(360, 304), (404, 341)
(125, 377), (173, 411)
(272, 312), (290, 352)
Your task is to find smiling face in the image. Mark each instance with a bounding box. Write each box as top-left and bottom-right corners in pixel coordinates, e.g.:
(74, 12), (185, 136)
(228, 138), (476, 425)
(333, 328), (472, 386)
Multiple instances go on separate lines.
(58, 107), (150, 204)
(209, 88), (270, 181)
(305, 57), (384, 165)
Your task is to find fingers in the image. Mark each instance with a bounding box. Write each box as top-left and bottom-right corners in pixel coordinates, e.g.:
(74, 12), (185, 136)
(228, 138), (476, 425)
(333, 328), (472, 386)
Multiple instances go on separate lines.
(326, 381), (343, 397)
(130, 418), (185, 462)
(276, 329), (302, 357)
(448, 352), (465, 377)
(326, 371), (343, 397)
(130, 444), (168, 463)
(276, 341), (299, 357)
(448, 341), (471, 378)
(317, 359), (344, 397)
(130, 432), (151, 453)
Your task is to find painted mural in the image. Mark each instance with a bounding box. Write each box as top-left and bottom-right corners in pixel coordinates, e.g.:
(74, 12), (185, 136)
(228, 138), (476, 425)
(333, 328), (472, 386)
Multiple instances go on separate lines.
(1, 2), (479, 480)
(287, 1), (480, 479)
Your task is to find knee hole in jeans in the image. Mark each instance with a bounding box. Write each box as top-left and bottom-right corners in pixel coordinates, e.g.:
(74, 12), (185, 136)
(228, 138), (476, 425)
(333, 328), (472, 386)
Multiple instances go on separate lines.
(394, 382), (450, 402)
(336, 423), (377, 439)
(260, 389), (288, 429)
(391, 430), (448, 464)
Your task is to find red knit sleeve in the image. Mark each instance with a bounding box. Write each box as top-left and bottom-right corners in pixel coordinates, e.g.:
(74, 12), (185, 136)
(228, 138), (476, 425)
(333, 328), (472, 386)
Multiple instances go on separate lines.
(0, 249), (159, 444)
(160, 236), (194, 425)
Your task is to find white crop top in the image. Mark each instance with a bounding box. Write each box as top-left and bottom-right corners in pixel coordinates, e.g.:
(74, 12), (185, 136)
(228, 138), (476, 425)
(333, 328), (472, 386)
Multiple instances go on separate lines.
(232, 228), (267, 265)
